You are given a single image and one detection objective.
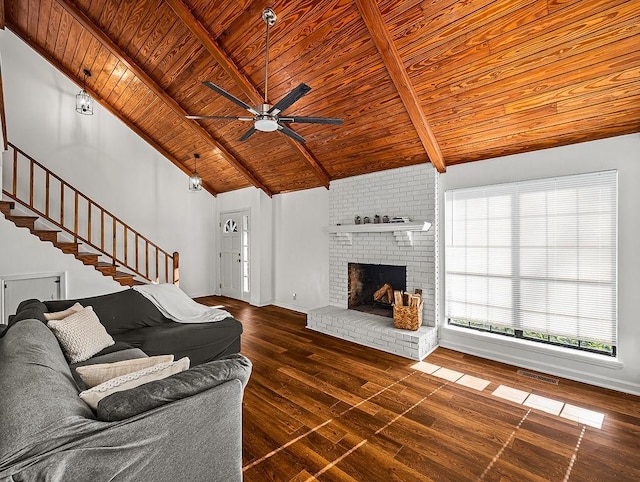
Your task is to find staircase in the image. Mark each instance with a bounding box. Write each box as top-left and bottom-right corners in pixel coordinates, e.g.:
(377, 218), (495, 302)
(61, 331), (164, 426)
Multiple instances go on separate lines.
(2, 190), (139, 286)
(2, 143), (179, 286)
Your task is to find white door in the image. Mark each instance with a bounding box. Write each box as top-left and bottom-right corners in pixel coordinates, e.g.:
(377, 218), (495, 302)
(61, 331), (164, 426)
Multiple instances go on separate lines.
(2, 275), (61, 323)
(220, 211), (249, 300)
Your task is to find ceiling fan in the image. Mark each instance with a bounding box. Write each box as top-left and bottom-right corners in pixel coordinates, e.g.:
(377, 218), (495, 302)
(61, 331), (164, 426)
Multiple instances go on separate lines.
(186, 7), (343, 143)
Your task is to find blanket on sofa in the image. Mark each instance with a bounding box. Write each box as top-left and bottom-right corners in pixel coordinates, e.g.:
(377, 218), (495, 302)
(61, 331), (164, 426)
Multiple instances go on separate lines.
(133, 284), (231, 324)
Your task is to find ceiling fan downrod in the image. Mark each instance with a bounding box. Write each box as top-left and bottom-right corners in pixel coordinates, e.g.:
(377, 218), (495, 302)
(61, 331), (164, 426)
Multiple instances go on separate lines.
(262, 8), (277, 105)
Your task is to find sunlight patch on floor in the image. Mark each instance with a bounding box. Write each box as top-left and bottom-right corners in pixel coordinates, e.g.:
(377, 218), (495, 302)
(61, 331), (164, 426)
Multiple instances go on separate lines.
(456, 374), (491, 391)
(411, 361), (440, 374)
(412, 360), (606, 430)
(432, 367), (465, 382)
(492, 384), (530, 404)
(560, 404), (605, 429)
(523, 393), (565, 416)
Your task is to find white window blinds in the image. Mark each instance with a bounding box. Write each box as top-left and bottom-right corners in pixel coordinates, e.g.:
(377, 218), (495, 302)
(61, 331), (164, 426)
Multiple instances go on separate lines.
(445, 171), (617, 347)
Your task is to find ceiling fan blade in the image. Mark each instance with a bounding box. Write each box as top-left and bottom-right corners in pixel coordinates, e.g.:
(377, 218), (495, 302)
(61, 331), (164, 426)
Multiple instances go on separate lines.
(239, 127), (257, 141)
(186, 115), (254, 120)
(277, 123), (306, 143)
(269, 83), (311, 115)
(203, 81), (259, 115)
(278, 116), (343, 125)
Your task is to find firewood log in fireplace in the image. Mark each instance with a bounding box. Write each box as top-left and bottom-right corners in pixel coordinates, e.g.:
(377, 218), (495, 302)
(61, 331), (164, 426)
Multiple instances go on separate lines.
(373, 283), (393, 304)
(386, 285), (394, 305)
(394, 290), (403, 306)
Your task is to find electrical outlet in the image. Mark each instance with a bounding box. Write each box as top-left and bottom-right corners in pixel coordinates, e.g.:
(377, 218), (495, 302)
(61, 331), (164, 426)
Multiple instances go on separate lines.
(293, 293), (297, 300)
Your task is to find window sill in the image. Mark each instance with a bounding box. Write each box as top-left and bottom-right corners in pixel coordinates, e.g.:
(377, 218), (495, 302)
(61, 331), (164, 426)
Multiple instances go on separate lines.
(442, 324), (623, 370)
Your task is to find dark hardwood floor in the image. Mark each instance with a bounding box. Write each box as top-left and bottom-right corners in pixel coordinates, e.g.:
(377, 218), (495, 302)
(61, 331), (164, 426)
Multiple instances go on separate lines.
(197, 296), (640, 482)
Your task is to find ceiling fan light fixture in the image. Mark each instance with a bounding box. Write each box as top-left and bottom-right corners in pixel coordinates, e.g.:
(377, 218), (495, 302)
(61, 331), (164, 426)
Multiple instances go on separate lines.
(75, 68), (93, 115)
(189, 153), (202, 192)
(255, 117), (279, 132)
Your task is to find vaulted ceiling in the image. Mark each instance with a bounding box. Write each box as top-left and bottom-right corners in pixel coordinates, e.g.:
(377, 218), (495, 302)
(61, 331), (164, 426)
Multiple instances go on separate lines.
(4, 1), (640, 196)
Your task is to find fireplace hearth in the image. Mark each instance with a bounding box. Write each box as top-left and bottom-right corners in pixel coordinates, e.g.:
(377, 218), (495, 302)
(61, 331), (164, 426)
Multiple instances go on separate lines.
(348, 263), (406, 318)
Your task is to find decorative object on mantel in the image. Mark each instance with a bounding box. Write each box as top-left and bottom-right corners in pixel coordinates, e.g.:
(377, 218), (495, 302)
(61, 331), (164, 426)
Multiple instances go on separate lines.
(363, 216), (370, 224)
(393, 289), (423, 330)
(188, 153), (202, 191)
(374, 214), (380, 224)
(391, 216), (411, 223)
(354, 216), (361, 224)
(75, 68), (93, 115)
(383, 215), (389, 223)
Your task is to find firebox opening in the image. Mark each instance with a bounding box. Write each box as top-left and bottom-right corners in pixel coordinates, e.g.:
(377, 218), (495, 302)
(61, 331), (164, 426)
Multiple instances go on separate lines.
(348, 263), (407, 318)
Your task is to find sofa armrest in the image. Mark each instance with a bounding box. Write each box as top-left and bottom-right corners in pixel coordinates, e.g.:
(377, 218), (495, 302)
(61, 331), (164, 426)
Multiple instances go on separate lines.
(0, 380), (244, 482)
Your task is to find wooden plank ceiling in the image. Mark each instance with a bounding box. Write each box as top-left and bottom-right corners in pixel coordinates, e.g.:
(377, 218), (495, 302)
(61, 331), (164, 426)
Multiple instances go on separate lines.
(5, 1), (640, 195)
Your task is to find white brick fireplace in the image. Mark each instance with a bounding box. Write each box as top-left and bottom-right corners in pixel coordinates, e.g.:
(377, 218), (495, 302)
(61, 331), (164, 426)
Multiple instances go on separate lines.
(307, 164), (439, 360)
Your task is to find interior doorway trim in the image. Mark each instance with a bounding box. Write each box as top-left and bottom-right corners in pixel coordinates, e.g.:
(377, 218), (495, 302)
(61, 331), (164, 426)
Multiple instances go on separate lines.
(0, 271), (67, 324)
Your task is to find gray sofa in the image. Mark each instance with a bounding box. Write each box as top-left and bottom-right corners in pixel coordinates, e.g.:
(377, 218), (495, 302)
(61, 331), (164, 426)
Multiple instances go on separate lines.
(0, 317), (251, 481)
(37, 288), (244, 367)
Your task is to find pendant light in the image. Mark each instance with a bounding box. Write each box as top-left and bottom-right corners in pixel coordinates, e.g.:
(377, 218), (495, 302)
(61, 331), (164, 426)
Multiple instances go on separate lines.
(189, 153), (202, 191)
(75, 68), (94, 115)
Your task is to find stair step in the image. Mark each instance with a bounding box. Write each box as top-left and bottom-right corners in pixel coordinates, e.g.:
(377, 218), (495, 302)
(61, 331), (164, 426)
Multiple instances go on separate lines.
(113, 271), (136, 286)
(76, 252), (100, 266)
(96, 262), (117, 276)
(7, 215), (38, 230)
(55, 242), (80, 255)
(32, 229), (60, 243)
(0, 200), (15, 216)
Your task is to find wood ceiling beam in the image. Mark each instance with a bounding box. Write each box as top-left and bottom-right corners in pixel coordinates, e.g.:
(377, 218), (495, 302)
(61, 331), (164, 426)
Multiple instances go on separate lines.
(6, 23), (218, 197)
(165, 0), (331, 189)
(354, 0), (446, 173)
(56, 0), (272, 196)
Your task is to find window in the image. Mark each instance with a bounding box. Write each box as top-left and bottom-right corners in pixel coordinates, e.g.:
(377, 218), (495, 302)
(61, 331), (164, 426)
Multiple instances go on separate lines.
(445, 171), (617, 356)
(223, 219), (238, 233)
(242, 215), (250, 294)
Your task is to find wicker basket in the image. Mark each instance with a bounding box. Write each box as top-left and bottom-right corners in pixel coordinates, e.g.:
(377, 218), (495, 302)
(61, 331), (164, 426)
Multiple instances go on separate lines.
(393, 300), (423, 330)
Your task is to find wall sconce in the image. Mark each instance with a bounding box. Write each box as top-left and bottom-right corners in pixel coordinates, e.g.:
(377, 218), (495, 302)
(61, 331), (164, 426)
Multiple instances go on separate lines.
(189, 153), (202, 191)
(75, 68), (93, 115)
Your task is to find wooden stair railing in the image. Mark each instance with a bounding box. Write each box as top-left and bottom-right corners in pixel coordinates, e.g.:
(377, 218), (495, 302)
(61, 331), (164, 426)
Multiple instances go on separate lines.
(2, 142), (179, 286)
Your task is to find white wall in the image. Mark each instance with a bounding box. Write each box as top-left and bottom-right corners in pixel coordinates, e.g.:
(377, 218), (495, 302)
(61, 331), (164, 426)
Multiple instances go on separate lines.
(273, 187), (329, 313)
(439, 133), (640, 395)
(0, 30), (216, 297)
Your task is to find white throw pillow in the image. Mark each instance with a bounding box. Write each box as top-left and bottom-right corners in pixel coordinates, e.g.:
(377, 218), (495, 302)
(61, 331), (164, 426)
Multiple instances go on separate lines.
(47, 306), (115, 363)
(44, 302), (83, 321)
(76, 354), (175, 388)
(79, 357), (190, 410)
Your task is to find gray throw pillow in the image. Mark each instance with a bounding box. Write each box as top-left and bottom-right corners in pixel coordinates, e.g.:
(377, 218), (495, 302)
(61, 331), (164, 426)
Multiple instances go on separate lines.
(96, 354), (252, 422)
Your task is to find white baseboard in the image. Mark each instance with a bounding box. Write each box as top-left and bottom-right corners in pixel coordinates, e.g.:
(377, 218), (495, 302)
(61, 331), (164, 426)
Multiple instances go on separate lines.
(271, 301), (308, 314)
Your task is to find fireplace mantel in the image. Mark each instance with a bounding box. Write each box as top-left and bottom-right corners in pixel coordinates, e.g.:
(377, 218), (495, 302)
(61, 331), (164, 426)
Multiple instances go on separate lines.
(325, 221), (431, 246)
